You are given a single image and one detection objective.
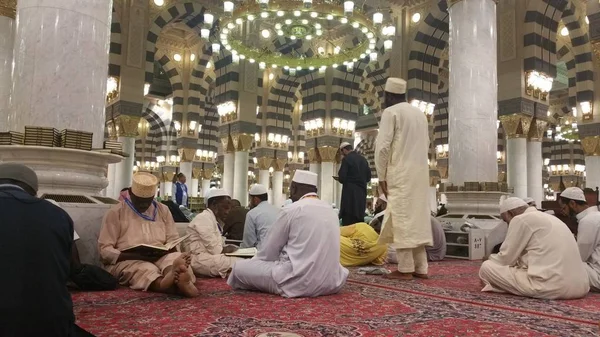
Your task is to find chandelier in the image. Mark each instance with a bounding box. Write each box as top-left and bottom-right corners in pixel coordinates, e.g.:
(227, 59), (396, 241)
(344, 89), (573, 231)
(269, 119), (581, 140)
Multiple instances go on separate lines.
(218, 0), (395, 70)
(525, 71), (553, 100)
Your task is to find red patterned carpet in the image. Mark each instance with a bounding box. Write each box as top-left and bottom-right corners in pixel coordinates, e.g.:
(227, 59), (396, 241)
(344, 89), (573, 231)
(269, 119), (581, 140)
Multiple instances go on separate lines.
(73, 260), (600, 336)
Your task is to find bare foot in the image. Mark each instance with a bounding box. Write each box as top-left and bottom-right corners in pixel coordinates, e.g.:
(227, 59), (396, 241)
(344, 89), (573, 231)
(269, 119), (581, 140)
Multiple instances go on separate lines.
(383, 271), (413, 280)
(157, 254), (188, 291)
(174, 264), (199, 298)
(413, 273), (429, 279)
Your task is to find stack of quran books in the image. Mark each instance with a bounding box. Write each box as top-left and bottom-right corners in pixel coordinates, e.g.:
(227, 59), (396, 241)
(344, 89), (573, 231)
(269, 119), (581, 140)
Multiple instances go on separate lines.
(479, 182), (499, 192)
(103, 140), (124, 156)
(0, 131), (24, 145)
(61, 129), (93, 151)
(24, 127), (60, 147)
(464, 182), (481, 192)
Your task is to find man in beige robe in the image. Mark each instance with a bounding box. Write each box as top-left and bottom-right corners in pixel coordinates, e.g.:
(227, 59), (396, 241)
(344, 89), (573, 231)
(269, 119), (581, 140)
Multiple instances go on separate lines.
(375, 77), (432, 280)
(98, 172), (198, 297)
(187, 189), (239, 278)
(479, 197), (589, 299)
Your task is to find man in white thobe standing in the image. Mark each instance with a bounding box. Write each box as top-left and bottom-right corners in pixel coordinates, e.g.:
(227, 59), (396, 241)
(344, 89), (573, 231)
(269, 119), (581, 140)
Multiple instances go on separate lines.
(375, 77), (432, 280)
(227, 170), (349, 297)
(558, 187), (600, 292)
(479, 197), (589, 299)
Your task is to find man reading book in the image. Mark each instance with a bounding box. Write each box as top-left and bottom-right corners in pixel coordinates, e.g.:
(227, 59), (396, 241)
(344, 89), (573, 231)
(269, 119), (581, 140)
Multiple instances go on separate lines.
(98, 172), (199, 297)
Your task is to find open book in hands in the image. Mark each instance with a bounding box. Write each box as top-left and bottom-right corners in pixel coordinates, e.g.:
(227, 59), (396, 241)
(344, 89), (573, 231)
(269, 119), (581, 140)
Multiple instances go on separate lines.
(122, 234), (191, 255)
(225, 247), (257, 257)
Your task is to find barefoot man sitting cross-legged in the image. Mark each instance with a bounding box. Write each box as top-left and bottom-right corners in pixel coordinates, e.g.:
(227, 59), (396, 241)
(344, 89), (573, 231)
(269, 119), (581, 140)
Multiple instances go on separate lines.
(98, 172), (199, 297)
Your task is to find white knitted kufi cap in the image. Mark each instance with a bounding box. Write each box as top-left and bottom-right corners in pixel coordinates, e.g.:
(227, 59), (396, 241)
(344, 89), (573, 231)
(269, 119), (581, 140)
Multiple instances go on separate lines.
(499, 197), (528, 214)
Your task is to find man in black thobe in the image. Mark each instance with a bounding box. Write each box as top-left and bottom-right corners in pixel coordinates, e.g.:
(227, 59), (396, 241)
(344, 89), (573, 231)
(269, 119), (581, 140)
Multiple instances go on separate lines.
(0, 163), (93, 337)
(338, 142), (372, 226)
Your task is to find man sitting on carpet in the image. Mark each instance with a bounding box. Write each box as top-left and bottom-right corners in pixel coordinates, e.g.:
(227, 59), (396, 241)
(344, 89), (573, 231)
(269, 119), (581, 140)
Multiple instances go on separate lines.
(479, 197), (589, 300)
(241, 184), (280, 250)
(98, 172), (199, 297)
(228, 170), (349, 297)
(187, 189), (240, 278)
(340, 223), (388, 267)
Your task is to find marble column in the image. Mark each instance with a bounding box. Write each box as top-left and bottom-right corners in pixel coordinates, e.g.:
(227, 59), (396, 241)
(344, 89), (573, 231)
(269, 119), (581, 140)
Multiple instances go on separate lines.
(159, 181), (165, 198)
(527, 141), (543, 205)
(319, 146), (338, 204)
(9, 0), (112, 148)
(501, 114), (532, 199)
(105, 163), (117, 198)
(257, 157), (272, 188)
(506, 138), (528, 198)
(335, 163), (342, 208)
(308, 148), (321, 191)
(272, 171), (284, 207)
(232, 134), (253, 206)
(191, 178), (199, 198)
(179, 161), (193, 195)
(0, 1), (15, 131)
(114, 137), (136, 193)
(222, 152), (235, 197)
(582, 137), (600, 190)
(447, 0), (498, 185)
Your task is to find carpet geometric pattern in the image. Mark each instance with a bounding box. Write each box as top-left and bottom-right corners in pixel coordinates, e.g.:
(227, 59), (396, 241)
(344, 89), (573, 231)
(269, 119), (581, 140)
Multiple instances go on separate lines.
(73, 260), (600, 336)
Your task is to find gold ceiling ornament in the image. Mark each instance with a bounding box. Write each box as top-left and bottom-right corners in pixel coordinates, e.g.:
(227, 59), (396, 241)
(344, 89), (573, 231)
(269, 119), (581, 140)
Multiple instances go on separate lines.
(115, 115), (141, 138)
(201, 168), (214, 180)
(528, 119), (548, 142)
(582, 136), (600, 156)
(178, 148), (197, 162)
(307, 148), (319, 163)
(499, 114), (532, 139)
(0, 0), (16, 19)
(192, 167), (202, 179)
(273, 158), (287, 171)
(218, 0), (394, 70)
(221, 135), (235, 153)
(257, 156), (273, 170)
(233, 133), (255, 152)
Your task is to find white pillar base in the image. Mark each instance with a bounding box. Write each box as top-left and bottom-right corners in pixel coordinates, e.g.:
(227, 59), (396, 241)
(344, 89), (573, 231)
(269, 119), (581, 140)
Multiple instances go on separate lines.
(585, 156), (600, 190)
(526, 141), (543, 205)
(223, 153), (235, 197)
(191, 178), (199, 197)
(0, 146), (120, 196)
(506, 138), (528, 198)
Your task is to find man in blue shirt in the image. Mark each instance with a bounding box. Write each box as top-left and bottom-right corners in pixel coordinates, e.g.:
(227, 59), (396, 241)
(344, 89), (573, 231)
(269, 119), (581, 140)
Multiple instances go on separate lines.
(241, 184), (280, 250)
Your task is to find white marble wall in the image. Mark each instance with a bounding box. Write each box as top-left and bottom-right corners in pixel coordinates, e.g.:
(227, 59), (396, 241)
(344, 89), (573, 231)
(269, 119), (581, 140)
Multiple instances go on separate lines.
(222, 153), (235, 197)
(63, 203), (113, 267)
(0, 15), (14, 131)
(448, 0), (498, 185)
(233, 151), (249, 205)
(586, 156), (600, 190)
(526, 141), (543, 205)
(507, 138), (528, 198)
(9, 0), (113, 148)
(114, 137), (135, 193)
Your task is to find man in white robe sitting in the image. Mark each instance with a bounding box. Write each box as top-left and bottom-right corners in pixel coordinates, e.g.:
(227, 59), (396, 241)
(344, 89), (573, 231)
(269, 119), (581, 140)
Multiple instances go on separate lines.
(227, 170), (349, 297)
(479, 197), (589, 300)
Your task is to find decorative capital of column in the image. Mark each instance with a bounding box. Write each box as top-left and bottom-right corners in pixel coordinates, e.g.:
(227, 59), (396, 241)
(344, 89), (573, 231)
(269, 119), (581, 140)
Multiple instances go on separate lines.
(162, 171), (175, 183)
(233, 134), (254, 152)
(307, 148), (320, 163)
(178, 148), (196, 162)
(500, 114), (532, 139)
(221, 136), (235, 153)
(582, 136), (600, 156)
(437, 166), (448, 180)
(201, 168), (214, 180)
(273, 158), (286, 171)
(528, 119), (548, 142)
(318, 146), (338, 163)
(257, 157), (272, 171)
(0, 0), (17, 19)
(192, 168), (202, 179)
(115, 115), (141, 138)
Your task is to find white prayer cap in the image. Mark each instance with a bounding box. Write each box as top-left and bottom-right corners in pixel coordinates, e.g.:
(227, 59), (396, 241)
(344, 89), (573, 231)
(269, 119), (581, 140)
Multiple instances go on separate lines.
(499, 197), (528, 214)
(523, 197), (534, 204)
(339, 142), (351, 150)
(385, 77), (407, 94)
(561, 187), (586, 202)
(205, 188), (230, 201)
(292, 170), (318, 187)
(131, 172), (159, 198)
(249, 184), (268, 196)
(378, 194), (388, 203)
